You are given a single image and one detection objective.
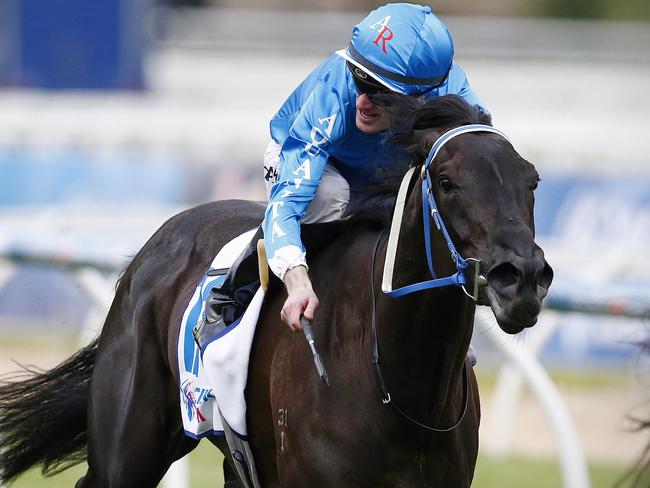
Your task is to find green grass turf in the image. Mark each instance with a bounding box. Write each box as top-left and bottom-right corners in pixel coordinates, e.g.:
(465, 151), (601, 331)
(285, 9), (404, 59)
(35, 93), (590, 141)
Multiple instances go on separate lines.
(6, 441), (629, 487)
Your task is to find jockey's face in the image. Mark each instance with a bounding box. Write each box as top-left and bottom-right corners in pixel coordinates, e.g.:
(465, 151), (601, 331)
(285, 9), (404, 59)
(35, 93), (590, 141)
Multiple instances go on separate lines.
(355, 94), (389, 134)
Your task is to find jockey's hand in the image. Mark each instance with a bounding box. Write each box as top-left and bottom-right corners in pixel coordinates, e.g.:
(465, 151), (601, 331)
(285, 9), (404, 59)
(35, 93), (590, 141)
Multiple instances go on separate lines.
(281, 265), (319, 332)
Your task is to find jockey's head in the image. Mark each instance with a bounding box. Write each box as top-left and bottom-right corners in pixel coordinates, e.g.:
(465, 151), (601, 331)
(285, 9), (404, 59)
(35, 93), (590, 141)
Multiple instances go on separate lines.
(337, 3), (454, 97)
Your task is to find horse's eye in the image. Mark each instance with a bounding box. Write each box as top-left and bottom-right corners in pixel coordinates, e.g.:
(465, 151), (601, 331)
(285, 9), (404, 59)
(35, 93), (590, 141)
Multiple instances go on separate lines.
(530, 177), (540, 191)
(438, 177), (454, 193)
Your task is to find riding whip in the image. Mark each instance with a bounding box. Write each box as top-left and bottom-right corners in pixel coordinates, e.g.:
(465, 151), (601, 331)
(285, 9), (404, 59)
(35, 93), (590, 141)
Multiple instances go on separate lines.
(300, 316), (330, 386)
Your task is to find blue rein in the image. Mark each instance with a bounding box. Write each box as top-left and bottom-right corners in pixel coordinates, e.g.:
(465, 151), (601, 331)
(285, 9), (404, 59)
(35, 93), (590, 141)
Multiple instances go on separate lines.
(384, 124), (509, 300)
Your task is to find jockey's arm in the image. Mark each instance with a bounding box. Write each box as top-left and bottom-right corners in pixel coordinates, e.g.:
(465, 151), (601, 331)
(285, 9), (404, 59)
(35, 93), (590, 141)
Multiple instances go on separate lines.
(264, 86), (344, 330)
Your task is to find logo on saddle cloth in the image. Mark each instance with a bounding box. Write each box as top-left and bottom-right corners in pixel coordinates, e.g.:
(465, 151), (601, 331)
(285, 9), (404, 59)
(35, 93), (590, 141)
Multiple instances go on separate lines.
(370, 16), (394, 54)
(181, 379), (213, 423)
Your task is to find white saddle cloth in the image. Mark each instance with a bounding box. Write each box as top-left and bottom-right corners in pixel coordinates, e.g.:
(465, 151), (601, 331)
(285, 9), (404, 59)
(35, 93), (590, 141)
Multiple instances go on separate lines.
(177, 229), (264, 438)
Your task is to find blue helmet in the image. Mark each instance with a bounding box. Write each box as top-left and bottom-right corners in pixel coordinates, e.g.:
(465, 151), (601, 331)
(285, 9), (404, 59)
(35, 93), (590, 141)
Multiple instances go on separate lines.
(336, 3), (454, 96)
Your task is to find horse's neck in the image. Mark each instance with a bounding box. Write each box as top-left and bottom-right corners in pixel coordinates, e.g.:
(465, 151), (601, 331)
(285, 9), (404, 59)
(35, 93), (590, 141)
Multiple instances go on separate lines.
(375, 182), (475, 425)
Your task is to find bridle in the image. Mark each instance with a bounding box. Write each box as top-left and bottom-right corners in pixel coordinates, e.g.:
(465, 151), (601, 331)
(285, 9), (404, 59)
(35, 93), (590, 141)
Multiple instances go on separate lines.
(382, 124), (510, 301)
(371, 124), (510, 432)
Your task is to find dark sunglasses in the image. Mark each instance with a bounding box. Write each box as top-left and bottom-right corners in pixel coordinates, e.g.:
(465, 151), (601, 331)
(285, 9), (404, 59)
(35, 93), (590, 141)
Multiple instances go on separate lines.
(347, 61), (390, 95)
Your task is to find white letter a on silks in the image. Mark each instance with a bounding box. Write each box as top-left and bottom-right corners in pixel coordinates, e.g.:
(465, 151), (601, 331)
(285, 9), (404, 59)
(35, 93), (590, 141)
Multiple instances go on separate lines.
(271, 222), (286, 243)
(318, 113), (338, 138)
(293, 159), (311, 180)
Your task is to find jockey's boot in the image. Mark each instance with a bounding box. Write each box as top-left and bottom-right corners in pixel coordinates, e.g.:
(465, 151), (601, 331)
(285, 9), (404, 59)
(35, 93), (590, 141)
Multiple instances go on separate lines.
(193, 227), (264, 350)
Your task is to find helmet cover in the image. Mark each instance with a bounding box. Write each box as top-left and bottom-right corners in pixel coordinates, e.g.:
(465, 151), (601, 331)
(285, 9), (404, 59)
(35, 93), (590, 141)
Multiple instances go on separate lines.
(336, 3), (454, 95)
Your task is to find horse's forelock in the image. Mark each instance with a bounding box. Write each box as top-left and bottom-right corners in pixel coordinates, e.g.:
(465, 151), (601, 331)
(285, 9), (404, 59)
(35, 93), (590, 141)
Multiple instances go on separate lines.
(412, 95), (491, 131)
(371, 93), (492, 159)
(345, 94), (493, 223)
(373, 93), (490, 128)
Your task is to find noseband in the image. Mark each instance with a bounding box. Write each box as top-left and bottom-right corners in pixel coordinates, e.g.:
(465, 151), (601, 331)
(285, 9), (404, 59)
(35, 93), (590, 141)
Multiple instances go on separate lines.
(371, 124), (510, 432)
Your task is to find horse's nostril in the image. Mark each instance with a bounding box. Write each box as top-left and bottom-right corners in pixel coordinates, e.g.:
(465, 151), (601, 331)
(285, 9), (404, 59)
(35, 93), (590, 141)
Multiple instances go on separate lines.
(487, 262), (520, 291)
(539, 262), (554, 291)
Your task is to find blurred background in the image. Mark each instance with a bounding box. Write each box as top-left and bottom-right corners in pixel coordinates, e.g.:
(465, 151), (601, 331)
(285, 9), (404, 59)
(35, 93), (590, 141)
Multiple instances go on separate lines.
(0, 0), (648, 487)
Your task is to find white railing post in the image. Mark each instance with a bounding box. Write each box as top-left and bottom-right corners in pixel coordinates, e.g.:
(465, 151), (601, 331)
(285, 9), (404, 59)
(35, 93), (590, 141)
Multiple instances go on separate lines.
(0, 260), (15, 289)
(485, 311), (561, 457)
(73, 267), (117, 346)
(475, 308), (591, 488)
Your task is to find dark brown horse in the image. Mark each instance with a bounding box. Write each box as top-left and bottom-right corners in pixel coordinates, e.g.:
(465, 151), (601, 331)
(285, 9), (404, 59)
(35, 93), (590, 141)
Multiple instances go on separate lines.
(0, 95), (552, 487)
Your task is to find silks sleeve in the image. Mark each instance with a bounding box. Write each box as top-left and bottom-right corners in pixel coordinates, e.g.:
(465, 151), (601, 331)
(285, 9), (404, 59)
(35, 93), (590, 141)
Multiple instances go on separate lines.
(264, 87), (344, 280)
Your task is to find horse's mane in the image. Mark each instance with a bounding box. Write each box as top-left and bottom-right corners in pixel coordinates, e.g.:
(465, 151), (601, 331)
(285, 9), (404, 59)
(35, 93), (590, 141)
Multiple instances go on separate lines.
(344, 94), (492, 225)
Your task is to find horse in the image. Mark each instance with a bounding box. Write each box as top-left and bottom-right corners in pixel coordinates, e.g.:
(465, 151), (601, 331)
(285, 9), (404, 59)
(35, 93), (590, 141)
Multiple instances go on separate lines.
(0, 94), (553, 487)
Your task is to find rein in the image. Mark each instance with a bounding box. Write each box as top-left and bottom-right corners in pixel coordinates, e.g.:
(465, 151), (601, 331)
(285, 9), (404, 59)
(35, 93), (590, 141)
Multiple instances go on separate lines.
(371, 231), (469, 432)
(370, 123), (509, 432)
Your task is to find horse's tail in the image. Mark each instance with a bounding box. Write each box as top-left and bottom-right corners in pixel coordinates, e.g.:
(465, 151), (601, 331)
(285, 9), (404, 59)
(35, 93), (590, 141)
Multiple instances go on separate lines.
(0, 337), (98, 484)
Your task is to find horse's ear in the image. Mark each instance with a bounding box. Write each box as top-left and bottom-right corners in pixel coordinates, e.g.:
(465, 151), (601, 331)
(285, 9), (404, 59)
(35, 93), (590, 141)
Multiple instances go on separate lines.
(413, 130), (442, 160)
(475, 106), (492, 126)
(391, 129), (421, 150)
(412, 113), (437, 130)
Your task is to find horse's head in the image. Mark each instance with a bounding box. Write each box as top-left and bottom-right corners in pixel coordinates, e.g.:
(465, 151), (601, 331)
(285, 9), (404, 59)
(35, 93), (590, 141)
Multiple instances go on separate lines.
(379, 94), (553, 334)
(424, 127), (553, 333)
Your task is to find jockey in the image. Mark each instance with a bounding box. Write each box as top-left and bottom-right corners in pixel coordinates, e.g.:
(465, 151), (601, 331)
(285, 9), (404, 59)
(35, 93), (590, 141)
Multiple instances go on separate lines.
(196, 3), (488, 346)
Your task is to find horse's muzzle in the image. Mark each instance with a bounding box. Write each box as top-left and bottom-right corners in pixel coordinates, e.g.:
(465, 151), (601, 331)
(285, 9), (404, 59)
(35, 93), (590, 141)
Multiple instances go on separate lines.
(484, 251), (553, 334)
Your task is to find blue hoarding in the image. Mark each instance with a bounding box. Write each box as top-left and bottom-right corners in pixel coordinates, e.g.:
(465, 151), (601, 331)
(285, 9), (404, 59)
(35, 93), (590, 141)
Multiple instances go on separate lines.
(0, 0), (147, 90)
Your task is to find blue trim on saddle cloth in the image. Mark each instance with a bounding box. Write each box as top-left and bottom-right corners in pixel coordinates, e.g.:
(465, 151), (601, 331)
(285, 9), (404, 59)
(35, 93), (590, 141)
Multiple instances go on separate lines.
(185, 426), (248, 457)
(182, 274), (227, 375)
(199, 312), (248, 359)
(182, 275), (207, 375)
(184, 428), (225, 439)
(178, 256), (261, 440)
